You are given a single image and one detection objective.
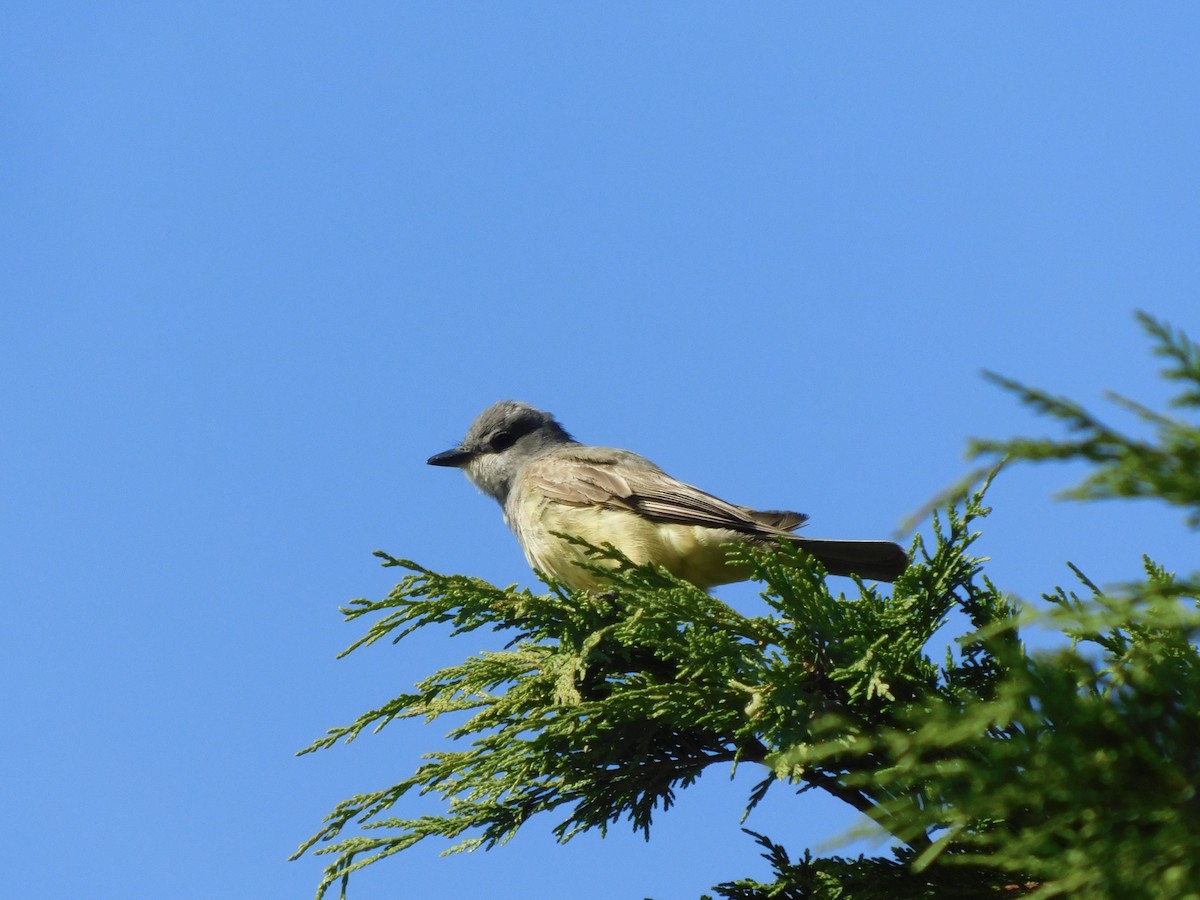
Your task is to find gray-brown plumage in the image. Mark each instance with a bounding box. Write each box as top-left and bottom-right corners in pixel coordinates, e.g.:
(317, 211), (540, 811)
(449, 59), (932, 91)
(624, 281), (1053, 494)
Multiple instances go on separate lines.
(428, 401), (907, 591)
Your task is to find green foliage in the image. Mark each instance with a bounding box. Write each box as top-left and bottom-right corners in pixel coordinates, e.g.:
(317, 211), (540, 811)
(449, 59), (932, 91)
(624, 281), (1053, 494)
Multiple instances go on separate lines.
(295, 312), (1200, 899)
(971, 311), (1200, 527)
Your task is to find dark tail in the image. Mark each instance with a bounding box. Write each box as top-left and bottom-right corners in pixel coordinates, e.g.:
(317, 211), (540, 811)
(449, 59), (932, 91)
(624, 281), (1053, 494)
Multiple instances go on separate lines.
(789, 537), (908, 582)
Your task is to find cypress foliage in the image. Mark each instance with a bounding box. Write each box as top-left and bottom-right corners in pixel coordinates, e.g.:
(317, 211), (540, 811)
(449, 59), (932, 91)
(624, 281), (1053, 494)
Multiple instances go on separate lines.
(295, 313), (1199, 899)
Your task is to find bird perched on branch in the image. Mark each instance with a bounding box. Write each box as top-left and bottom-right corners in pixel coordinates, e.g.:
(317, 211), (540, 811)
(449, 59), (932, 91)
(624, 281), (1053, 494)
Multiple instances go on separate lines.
(428, 401), (907, 592)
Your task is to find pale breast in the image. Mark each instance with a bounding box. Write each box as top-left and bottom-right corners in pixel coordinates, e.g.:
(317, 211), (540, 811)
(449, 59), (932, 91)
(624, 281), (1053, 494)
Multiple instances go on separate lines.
(506, 478), (749, 591)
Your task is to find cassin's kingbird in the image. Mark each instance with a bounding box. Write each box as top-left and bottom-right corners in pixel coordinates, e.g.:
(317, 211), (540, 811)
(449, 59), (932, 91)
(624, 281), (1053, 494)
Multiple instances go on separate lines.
(428, 401), (907, 591)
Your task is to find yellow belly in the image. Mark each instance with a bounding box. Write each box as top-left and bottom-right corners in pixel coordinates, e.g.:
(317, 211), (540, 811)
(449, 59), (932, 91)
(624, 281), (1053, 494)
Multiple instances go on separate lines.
(511, 500), (747, 592)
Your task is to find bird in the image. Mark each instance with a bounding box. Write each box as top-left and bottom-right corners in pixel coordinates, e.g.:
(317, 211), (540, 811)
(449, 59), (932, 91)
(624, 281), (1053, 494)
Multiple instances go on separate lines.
(427, 401), (907, 592)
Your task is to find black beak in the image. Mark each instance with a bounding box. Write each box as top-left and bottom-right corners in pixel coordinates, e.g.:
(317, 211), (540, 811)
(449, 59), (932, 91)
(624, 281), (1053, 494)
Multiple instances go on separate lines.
(427, 446), (474, 467)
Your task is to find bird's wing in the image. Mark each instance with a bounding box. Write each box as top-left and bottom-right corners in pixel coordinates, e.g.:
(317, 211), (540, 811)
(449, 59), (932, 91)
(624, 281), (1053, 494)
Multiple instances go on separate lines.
(521, 446), (807, 536)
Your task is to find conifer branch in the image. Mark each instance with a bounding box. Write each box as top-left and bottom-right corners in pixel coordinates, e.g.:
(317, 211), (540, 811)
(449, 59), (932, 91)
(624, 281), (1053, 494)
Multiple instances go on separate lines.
(296, 311), (1200, 898)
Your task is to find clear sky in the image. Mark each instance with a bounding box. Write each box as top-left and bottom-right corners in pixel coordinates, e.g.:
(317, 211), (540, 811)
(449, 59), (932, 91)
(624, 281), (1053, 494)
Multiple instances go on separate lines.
(3, 4), (1198, 899)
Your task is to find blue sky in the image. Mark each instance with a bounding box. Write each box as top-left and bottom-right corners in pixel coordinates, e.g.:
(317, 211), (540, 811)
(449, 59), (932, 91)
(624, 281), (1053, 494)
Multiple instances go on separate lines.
(3, 4), (1198, 898)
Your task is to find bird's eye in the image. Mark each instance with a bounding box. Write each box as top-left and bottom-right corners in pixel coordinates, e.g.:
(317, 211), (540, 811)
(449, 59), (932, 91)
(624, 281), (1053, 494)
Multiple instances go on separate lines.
(490, 431), (517, 452)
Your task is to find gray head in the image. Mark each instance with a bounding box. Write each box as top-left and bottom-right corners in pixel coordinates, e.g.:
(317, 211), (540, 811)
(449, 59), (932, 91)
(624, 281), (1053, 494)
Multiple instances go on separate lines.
(427, 401), (576, 504)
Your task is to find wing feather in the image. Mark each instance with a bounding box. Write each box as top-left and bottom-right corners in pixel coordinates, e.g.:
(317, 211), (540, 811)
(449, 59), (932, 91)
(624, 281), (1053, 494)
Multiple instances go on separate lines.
(522, 447), (807, 537)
